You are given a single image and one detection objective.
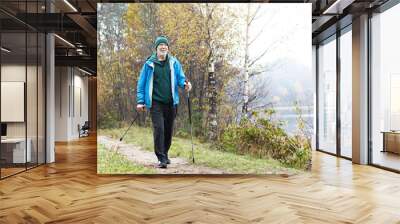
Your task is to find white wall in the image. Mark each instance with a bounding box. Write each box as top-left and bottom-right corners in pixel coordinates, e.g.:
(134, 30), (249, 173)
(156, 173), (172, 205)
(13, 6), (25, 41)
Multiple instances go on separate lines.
(55, 66), (69, 141)
(1, 64), (25, 81)
(55, 67), (89, 141)
(73, 73), (89, 137)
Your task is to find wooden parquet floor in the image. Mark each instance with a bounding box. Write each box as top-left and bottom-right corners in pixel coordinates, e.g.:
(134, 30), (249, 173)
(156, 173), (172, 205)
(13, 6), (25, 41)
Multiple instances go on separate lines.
(1, 134), (400, 223)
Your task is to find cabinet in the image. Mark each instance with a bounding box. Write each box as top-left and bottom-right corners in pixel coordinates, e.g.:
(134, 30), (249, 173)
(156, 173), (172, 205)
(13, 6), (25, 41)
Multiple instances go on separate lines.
(382, 131), (400, 154)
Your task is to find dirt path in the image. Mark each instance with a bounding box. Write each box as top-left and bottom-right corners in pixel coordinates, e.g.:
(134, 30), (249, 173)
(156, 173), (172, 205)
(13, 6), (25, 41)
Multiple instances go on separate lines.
(98, 136), (228, 174)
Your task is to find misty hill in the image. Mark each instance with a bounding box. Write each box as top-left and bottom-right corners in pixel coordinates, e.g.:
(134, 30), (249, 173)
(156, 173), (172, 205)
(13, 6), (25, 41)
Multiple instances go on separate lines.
(252, 58), (314, 108)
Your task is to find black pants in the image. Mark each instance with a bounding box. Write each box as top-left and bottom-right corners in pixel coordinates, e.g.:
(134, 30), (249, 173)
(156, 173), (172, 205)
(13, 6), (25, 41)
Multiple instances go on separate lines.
(150, 101), (177, 163)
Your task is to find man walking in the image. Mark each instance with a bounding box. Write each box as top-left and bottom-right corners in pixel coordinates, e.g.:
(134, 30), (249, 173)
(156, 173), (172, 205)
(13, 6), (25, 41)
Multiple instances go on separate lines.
(136, 35), (192, 169)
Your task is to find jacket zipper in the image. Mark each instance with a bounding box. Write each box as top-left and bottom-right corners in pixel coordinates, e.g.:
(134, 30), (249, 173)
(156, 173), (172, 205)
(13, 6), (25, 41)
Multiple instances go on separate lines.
(170, 59), (175, 104)
(149, 62), (154, 106)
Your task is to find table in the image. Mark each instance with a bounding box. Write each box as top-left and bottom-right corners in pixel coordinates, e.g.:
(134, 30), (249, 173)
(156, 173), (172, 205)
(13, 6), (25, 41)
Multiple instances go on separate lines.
(1, 138), (31, 163)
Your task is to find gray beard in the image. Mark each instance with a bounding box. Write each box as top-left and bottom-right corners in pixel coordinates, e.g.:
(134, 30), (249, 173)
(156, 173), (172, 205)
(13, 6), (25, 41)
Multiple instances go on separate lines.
(158, 51), (167, 57)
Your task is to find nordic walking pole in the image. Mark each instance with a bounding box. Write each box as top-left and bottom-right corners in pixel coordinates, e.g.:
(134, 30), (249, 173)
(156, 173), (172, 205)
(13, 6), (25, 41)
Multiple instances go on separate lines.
(108, 112), (141, 162)
(187, 90), (195, 163)
(119, 112), (140, 142)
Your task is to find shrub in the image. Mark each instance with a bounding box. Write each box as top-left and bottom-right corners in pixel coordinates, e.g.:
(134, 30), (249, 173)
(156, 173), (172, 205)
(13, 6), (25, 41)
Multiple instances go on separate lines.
(218, 109), (311, 170)
(98, 111), (121, 129)
(174, 129), (190, 138)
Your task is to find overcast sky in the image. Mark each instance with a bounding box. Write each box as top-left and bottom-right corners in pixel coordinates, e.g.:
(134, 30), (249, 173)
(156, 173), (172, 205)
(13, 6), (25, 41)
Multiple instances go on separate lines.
(229, 3), (311, 68)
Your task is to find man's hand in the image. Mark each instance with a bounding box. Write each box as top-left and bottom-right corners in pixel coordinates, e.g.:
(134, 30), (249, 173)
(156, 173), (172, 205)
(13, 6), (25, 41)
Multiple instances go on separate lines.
(184, 81), (192, 92)
(136, 104), (146, 112)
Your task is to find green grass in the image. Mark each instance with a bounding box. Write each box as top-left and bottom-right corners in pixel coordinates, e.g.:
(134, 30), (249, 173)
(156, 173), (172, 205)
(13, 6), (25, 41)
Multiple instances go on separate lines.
(99, 127), (301, 174)
(97, 143), (155, 174)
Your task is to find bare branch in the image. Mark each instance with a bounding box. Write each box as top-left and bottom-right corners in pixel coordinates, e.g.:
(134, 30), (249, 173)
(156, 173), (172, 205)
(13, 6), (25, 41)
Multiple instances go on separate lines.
(248, 26), (265, 47)
(248, 46), (271, 68)
(249, 60), (283, 78)
(248, 37), (285, 68)
(247, 5), (261, 26)
(248, 95), (257, 104)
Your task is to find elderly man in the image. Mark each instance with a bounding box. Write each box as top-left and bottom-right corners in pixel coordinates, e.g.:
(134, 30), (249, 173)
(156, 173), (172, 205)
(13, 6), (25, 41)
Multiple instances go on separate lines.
(136, 35), (192, 169)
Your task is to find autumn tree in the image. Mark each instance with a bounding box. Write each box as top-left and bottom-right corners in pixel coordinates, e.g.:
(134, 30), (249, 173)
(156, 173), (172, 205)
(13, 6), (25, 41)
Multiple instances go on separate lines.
(98, 3), (131, 128)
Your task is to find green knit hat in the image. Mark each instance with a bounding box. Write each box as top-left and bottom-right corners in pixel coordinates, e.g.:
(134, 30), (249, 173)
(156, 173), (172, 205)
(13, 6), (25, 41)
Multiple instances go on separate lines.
(154, 35), (169, 49)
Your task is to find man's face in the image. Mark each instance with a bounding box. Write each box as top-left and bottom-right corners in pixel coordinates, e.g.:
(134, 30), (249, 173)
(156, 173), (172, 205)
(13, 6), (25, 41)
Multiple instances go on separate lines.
(156, 43), (169, 57)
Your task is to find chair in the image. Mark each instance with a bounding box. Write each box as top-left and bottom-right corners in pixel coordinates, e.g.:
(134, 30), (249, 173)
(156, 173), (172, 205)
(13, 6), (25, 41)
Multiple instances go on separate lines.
(78, 121), (90, 138)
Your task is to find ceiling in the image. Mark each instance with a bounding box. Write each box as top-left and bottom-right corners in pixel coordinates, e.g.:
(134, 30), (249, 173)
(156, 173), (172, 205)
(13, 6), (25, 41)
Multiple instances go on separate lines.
(0, 0), (98, 75)
(309, 0), (391, 43)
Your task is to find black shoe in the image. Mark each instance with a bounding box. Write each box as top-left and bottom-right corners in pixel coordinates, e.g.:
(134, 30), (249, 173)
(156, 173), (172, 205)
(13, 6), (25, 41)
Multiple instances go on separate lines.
(157, 162), (167, 169)
(166, 159), (171, 164)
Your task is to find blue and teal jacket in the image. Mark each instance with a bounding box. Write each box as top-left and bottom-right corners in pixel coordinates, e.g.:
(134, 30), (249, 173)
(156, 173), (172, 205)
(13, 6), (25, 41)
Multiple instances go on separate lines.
(136, 53), (186, 108)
